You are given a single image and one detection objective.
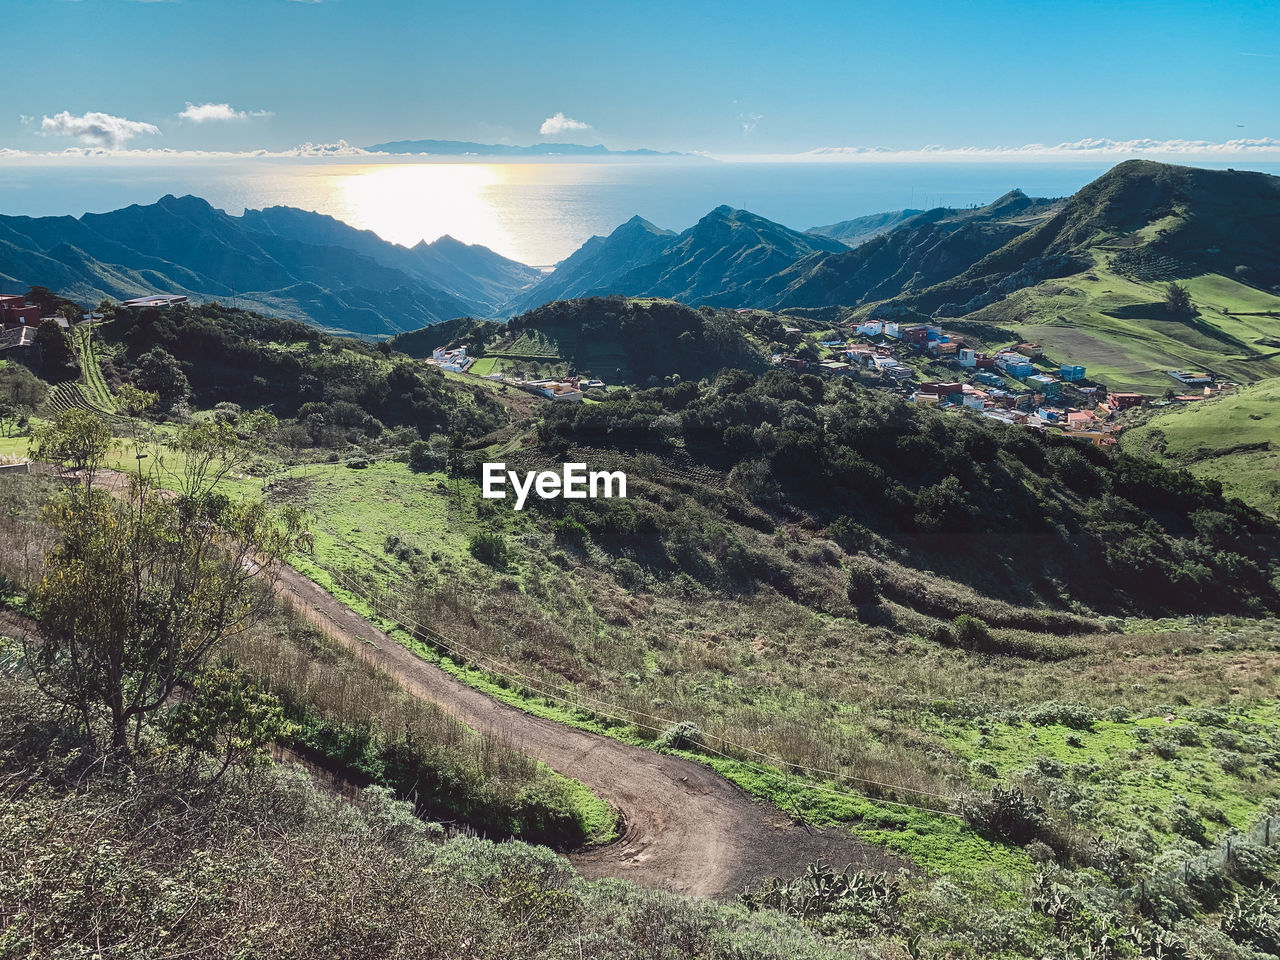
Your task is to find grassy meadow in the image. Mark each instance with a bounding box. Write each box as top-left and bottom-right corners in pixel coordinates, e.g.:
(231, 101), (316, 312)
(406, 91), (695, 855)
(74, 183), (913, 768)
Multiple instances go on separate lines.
(1122, 378), (1280, 514)
(967, 255), (1280, 392)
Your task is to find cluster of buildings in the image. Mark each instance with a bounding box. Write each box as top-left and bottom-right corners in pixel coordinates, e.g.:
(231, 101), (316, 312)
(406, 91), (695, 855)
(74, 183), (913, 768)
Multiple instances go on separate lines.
(428, 344), (474, 373)
(770, 315), (1232, 447)
(0, 294), (74, 369)
(2, 293), (114, 370)
(525, 377), (587, 402)
(911, 379), (1124, 446)
(0, 294), (42, 367)
(427, 342), (604, 403)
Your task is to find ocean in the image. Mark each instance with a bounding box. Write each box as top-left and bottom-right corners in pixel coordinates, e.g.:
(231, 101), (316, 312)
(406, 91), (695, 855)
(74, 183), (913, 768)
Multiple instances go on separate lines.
(2, 158), (1276, 267)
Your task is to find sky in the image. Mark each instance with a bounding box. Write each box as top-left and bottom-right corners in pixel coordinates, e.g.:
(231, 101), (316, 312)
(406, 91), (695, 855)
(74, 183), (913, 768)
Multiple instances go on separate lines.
(3, 0), (1280, 160)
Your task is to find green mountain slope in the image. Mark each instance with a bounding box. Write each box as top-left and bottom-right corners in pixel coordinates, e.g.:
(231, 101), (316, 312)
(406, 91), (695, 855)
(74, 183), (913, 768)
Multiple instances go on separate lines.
(807, 208), (924, 245)
(508, 216), (676, 312)
(603, 206), (847, 306)
(239, 205), (541, 313)
(520, 207), (846, 312)
(749, 191), (1065, 311)
(501, 296), (767, 383)
(1122, 378), (1280, 514)
(852, 162), (1280, 391)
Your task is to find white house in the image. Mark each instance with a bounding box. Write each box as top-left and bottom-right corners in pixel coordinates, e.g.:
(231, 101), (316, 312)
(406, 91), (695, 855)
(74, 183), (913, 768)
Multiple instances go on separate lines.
(431, 345), (470, 372)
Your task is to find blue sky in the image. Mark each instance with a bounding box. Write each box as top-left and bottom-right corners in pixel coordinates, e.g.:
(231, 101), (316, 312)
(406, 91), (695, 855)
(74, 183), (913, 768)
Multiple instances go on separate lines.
(5, 0), (1280, 158)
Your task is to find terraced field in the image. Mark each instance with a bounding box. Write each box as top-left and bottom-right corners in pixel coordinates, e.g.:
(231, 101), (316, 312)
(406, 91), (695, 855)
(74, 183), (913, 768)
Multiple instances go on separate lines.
(72, 325), (118, 413)
(45, 381), (123, 422)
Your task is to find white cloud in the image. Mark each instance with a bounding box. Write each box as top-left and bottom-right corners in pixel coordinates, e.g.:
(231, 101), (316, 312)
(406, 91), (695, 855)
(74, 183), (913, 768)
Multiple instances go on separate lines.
(178, 102), (273, 122)
(39, 110), (160, 148)
(740, 112), (763, 134)
(719, 137), (1280, 163)
(539, 112), (592, 137)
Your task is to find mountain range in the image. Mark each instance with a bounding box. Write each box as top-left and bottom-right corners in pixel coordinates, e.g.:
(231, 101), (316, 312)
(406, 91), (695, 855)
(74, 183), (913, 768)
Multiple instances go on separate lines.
(0, 196), (539, 337)
(3, 161), (1279, 385)
(510, 206), (847, 312)
(509, 161), (1280, 390)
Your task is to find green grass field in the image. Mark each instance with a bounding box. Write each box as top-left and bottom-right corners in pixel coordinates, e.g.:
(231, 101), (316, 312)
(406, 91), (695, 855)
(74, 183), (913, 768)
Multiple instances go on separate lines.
(935, 700), (1280, 849)
(1122, 378), (1280, 513)
(969, 257), (1280, 392)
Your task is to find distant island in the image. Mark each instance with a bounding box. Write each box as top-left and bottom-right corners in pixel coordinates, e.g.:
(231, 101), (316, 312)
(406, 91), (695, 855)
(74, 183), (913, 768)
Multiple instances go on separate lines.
(365, 138), (697, 158)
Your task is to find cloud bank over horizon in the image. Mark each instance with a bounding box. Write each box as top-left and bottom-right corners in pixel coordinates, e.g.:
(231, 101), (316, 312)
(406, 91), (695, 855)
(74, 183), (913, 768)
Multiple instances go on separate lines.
(752, 137), (1280, 163)
(3, 133), (1280, 165)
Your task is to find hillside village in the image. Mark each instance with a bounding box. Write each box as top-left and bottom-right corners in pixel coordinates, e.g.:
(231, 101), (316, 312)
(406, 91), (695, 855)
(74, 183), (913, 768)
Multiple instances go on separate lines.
(765, 313), (1228, 449)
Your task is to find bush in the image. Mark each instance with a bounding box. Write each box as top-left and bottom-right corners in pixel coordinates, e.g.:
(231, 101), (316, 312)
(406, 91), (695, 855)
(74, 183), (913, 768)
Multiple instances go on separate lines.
(655, 721), (704, 752)
(960, 787), (1053, 846)
(407, 439), (434, 472)
(554, 517), (590, 548)
(1167, 797), (1208, 845)
(845, 561), (880, 605)
(468, 531), (510, 568)
(1027, 701), (1096, 731)
(952, 614), (992, 649)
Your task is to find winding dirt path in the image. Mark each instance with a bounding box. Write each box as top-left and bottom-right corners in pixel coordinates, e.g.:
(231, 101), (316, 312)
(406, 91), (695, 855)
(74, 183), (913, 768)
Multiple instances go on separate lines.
(24, 466), (897, 898)
(274, 564), (898, 898)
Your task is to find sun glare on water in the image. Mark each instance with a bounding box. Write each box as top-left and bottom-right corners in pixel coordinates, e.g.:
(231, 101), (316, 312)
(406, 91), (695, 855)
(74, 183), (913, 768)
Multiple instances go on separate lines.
(334, 163), (512, 255)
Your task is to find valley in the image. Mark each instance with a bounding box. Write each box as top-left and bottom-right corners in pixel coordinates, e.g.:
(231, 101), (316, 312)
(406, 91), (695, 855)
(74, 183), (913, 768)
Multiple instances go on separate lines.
(3, 158), (1280, 959)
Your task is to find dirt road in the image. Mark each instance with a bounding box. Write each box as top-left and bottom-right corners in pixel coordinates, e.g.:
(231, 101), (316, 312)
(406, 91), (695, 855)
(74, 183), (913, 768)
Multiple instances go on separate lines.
(274, 564), (898, 898)
(24, 466), (897, 898)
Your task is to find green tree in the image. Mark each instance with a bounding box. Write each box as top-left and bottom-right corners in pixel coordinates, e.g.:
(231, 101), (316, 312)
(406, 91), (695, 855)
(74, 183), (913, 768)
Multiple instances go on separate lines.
(1164, 281), (1195, 320)
(34, 318), (79, 382)
(163, 667), (295, 786)
(25, 416), (304, 758)
(31, 407), (113, 486)
(0, 361), (50, 411)
(114, 383), (158, 420)
(133, 346), (191, 413)
(0, 401), (29, 439)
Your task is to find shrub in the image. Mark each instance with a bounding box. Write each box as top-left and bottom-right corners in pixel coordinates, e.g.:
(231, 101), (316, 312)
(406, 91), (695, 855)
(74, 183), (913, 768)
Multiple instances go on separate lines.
(1027, 701), (1096, 731)
(845, 561), (880, 605)
(1216, 751), (1248, 776)
(655, 721), (704, 752)
(960, 787), (1053, 846)
(952, 614), (992, 649)
(554, 517), (590, 548)
(408, 440), (443, 473)
(468, 531), (510, 568)
(969, 760), (998, 779)
(1167, 797), (1208, 845)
